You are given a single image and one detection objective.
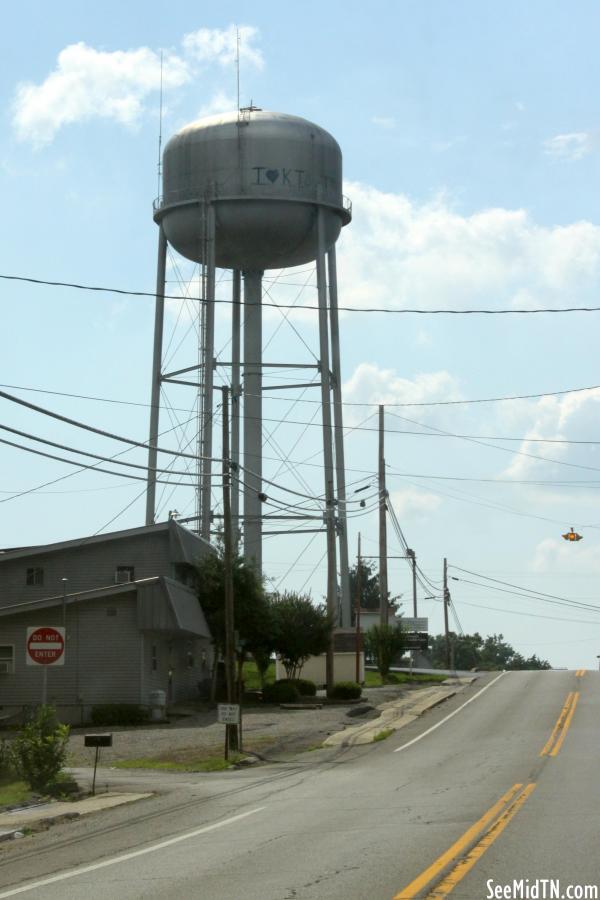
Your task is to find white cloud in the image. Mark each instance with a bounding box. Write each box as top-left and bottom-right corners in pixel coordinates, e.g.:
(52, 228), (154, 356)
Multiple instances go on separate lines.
(12, 25), (263, 145)
(13, 43), (189, 145)
(371, 116), (396, 129)
(343, 363), (462, 409)
(197, 90), (236, 119)
(500, 388), (600, 481)
(532, 537), (600, 573)
(182, 25), (263, 70)
(337, 182), (600, 311)
(543, 132), (593, 161)
(390, 486), (442, 519)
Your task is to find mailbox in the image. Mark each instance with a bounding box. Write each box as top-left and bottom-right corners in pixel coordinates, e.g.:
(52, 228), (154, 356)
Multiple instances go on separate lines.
(84, 733), (113, 748)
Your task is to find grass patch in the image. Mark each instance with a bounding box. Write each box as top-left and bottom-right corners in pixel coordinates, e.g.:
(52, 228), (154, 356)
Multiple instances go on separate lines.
(113, 753), (244, 773)
(242, 660), (276, 691)
(365, 671), (447, 687)
(0, 775), (33, 807)
(372, 728), (394, 743)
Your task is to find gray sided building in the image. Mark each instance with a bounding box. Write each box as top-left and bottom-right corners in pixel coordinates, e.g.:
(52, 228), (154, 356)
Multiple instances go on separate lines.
(0, 520), (214, 723)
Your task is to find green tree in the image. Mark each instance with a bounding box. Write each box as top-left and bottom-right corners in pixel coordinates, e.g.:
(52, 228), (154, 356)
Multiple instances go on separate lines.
(363, 623), (405, 679)
(427, 632), (552, 670)
(270, 591), (332, 679)
(195, 549), (274, 698)
(349, 559), (401, 624)
(349, 559), (381, 612)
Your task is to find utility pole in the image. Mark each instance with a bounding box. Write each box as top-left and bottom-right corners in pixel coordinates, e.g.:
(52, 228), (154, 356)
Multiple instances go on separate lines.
(407, 549), (417, 618)
(355, 532), (362, 683)
(378, 405), (388, 627)
(221, 386), (238, 752)
(443, 557), (451, 670)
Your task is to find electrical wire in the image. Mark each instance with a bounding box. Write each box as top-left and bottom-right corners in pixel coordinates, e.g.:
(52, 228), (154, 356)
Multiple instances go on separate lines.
(6, 379), (600, 411)
(0, 423), (200, 477)
(0, 388), (212, 463)
(450, 574), (600, 615)
(449, 564), (600, 609)
(452, 597), (600, 627)
(7, 271), (600, 315)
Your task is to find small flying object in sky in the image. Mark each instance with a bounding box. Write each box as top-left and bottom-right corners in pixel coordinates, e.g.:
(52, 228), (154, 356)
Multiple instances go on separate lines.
(562, 527), (583, 542)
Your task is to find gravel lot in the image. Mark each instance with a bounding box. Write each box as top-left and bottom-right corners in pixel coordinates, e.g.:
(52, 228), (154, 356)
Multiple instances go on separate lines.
(66, 685), (416, 765)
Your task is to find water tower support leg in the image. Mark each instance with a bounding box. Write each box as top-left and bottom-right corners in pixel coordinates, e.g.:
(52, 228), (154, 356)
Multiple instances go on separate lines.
(146, 225), (167, 525)
(231, 270), (242, 553)
(243, 269), (263, 573)
(327, 245), (351, 628)
(200, 204), (216, 542)
(316, 208), (339, 693)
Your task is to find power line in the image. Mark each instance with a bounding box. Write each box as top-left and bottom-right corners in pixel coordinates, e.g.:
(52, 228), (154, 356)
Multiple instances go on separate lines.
(450, 573), (600, 615)
(5, 382), (600, 449)
(453, 596), (600, 627)
(6, 271), (600, 315)
(0, 423), (201, 478)
(449, 564), (600, 607)
(3, 379), (600, 411)
(386, 409), (600, 475)
(0, 388), (211, 463)
(386, 468), (600, 487)
(0, 437), (195, 488)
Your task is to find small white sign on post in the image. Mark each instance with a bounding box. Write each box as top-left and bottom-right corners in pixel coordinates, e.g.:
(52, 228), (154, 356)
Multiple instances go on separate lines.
(218, 703), (240, 725)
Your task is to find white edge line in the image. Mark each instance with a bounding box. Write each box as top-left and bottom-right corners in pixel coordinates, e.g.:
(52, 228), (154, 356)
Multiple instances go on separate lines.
(0, 806), (266, 897)
(393, 671), (507, 754)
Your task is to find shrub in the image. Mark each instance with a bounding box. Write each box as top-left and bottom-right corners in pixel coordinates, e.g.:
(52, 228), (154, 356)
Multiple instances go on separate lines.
(10, 706), (70, 792)
(0, 738), (13, 776)
(275, 678), (316, 697)
(90, 704), (150, 727)
(329, 681), (362, 700)
(292, 678), (317, 697)
(261, 680), (300, 704)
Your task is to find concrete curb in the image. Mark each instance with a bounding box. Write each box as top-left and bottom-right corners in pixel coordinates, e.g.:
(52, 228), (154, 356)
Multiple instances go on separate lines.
(0, 792), (153, 838)
(323, 686), (458, 747)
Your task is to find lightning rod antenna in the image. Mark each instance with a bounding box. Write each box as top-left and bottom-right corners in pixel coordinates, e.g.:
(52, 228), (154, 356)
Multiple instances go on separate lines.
(236, 26), (241, 111)
(157, 50), (164, 200)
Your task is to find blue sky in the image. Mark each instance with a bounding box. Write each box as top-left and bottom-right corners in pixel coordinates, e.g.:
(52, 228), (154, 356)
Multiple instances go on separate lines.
(3, 0), (600, 667)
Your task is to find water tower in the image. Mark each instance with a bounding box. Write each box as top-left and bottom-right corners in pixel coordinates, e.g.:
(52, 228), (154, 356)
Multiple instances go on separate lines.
(145, 107), (352, 625)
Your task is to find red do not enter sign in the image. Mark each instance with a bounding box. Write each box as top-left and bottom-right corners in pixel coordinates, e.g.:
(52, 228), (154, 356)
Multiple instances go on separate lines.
(26, 626), (65, 666)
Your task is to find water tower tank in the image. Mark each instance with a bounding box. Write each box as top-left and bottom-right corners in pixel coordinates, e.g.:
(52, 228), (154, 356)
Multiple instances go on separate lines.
(154, 109), (351, 270)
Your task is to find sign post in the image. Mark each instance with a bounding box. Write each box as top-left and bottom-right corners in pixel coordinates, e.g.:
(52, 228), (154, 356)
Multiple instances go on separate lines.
(26, 626), (66, 705)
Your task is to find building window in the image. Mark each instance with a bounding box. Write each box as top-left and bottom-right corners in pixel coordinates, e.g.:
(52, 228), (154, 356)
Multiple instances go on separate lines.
(186, 641), (195, 669)
(25, 567), (44, 586)
(0, 646), (14, 675)
(151, 645), (158, 672)
(115, 566), (135, 584)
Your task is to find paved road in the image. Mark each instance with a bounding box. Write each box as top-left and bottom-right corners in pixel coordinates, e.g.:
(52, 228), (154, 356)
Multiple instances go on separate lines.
(0, 670), (597, 899)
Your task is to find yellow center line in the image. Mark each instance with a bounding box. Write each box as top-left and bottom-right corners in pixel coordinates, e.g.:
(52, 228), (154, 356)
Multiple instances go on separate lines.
(424, 784), (537, 899)
(576, 669), (586, 678)
(392, 784), (523, 900)
(539, 692), (575, 757)
(550, 691), (579, 756)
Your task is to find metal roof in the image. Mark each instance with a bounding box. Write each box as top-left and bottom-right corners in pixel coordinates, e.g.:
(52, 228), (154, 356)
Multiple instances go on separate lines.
(0, 520), (212, 563)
